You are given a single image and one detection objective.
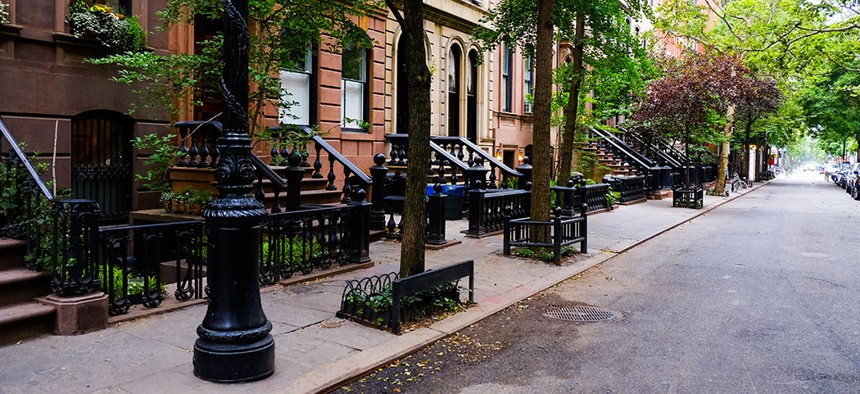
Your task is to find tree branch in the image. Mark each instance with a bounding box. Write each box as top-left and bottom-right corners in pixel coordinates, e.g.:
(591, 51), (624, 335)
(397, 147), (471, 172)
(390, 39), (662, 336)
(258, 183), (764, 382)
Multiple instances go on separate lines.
(385, 0), (406, 28)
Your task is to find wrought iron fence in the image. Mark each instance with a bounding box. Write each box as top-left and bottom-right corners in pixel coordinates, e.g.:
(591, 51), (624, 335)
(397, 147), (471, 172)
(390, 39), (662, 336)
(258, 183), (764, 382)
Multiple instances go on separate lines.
(466, 188), (530, 237)
(503, 208), (588, 264)
(259, 205), (353, 285)
(98, 221), (206, 315)
(604, 175), (647, 204)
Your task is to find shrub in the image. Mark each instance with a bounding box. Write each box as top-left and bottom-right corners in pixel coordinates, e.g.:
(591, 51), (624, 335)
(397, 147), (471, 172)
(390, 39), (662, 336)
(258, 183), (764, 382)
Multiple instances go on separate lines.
(66, 1), (146, 53)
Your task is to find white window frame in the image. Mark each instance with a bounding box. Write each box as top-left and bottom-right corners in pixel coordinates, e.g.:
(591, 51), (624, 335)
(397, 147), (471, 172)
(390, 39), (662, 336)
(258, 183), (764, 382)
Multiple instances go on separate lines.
(341, 45), (368, 131)
(279, 46), (313, 126)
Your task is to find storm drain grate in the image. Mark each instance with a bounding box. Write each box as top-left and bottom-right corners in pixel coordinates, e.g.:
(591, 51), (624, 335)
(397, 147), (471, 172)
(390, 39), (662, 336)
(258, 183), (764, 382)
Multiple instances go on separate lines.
(544, 306), (620, 322)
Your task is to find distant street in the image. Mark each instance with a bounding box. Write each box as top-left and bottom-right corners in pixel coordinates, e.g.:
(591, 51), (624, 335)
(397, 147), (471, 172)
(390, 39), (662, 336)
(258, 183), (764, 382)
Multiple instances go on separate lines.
(341, 171), (860, 393)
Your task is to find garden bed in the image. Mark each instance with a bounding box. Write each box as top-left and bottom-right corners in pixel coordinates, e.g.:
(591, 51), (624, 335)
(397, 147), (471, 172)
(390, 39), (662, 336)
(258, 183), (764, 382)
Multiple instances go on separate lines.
(337, 260), (475, 334)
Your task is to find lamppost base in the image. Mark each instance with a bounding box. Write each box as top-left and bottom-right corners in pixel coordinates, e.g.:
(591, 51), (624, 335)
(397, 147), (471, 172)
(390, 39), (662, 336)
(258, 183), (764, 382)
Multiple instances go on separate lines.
(193, 334), (275, 383)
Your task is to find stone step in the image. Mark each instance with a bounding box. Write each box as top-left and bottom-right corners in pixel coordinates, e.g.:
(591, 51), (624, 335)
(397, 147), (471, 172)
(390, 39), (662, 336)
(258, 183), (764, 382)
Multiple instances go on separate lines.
(0, 239), (27, 271)
(258, 189), (345, 208)
(0, 302), (55, 345)
(0, 269), (52, 308)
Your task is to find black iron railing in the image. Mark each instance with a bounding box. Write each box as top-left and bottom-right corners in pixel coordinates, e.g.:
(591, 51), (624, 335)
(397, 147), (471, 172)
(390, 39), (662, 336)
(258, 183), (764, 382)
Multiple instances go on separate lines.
(175, 120), (222, 168)
(503, 208), (588, 264)
(466, 188), (531, 238)
(98, 220), (206, 315)
(604, 175), (647, 204)
(260, 205), (352, 285)
(268, 125), (372, 204)
(578, 183), (611, 213)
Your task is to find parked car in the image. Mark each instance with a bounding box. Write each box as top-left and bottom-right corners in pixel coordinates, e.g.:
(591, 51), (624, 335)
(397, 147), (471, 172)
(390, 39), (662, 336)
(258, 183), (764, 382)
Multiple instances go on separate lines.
(825, 163), (840, 180)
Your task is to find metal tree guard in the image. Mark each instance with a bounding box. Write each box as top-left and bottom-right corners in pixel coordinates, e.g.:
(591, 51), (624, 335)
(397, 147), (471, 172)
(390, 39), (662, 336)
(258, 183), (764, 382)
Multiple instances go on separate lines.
(192, 0), (275, 382)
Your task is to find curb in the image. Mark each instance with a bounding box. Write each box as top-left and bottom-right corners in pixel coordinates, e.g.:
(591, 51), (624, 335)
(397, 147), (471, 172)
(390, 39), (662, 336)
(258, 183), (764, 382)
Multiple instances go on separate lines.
(307, 180), (771, 393)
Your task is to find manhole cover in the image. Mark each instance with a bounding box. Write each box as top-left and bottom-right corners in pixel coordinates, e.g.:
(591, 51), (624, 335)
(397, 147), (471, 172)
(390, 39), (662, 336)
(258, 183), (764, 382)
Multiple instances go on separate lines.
(544, 306), (620, 322)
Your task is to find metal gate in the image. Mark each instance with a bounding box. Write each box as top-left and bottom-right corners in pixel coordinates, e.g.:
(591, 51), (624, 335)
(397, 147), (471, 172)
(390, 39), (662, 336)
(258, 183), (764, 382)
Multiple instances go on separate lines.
(71, 111), (133, 224)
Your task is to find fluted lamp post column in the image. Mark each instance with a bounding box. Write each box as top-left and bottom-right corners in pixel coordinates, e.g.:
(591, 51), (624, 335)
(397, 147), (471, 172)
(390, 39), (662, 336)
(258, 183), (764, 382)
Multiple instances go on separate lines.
(193, 0), (275, 382)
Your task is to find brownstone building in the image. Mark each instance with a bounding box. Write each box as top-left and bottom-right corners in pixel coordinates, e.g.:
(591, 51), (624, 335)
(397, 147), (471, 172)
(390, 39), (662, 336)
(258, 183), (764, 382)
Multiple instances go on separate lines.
(0, 0), (172, 222)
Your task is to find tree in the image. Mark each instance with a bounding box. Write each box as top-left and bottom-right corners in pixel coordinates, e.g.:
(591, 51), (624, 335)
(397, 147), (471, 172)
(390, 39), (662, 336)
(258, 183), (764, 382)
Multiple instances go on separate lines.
(801, 63), (860, 162)
(385, 0), (433, 277)
(552, 0), (650, 185)
(474, 0), (554, 238)
(634, 53), (746, 188)
(735, 77), (782, 180)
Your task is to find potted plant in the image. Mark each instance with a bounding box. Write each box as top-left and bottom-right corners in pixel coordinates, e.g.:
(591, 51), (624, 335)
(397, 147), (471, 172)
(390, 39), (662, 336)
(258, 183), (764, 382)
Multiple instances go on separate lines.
(65, 1), (146, 52)
(160, 190), (175, 213)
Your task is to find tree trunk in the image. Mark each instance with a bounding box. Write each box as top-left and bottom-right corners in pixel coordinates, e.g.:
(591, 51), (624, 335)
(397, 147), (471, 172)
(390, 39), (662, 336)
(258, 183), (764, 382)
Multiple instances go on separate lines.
(388, 0), (431, 277)
(556, 13), (585, 185)
(529, 0), (554, 242)
(715, 105), (735, 195)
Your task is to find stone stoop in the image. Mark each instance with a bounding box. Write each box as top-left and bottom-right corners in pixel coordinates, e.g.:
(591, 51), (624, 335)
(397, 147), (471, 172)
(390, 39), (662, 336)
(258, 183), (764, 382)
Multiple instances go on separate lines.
(0, 238), (56, 345)
(649, 190), (672, 200)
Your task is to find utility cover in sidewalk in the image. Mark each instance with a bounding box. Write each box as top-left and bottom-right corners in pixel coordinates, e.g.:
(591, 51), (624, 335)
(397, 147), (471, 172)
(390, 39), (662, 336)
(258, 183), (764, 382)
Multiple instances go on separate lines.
(544, 306), (620, 322)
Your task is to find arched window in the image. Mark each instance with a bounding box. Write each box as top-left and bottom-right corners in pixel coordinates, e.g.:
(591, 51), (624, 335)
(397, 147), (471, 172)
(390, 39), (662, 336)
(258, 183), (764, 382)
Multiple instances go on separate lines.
(467, 50), (479, 143)
(447, 44), (462, 137)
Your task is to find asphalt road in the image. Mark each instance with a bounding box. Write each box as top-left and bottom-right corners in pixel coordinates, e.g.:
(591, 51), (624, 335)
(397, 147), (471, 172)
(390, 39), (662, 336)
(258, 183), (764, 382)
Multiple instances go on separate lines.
(337, 171), (860, 393)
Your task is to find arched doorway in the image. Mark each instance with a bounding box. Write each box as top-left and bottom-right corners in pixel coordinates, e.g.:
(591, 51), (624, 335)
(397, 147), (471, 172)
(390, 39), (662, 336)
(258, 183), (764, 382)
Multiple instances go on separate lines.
(467, 50), (479, 143)
(71, 110), (134, 224)
(447, 44), (462, 137)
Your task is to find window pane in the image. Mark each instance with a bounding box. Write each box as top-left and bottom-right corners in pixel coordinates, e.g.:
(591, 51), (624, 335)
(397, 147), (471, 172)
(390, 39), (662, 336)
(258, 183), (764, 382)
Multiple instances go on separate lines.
(279, 70), (311, 125)
(342, 44), (365, 81)
(342, 80), (365, 129)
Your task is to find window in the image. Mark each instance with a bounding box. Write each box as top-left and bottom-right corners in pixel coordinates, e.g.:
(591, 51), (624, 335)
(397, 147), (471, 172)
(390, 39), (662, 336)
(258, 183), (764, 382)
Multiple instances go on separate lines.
(502, 44), (513, 112)
(523, 54), (534, 114)
(448, 45), (462, 137)
(467, 50), (479, 143)
(279, 45), (315, 126)
(341, 43), (369, 131)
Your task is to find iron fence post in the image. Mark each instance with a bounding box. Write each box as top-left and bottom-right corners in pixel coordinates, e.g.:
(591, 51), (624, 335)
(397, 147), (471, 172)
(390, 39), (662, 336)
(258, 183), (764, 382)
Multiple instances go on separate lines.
(426, 184), (447, 245)
(194, 0), (274, 383)
(346, 190), (371, 263)
(285, 152), (305, 211)
(516, 157), (532, 190)
(50, 199), (101, 297)
(369, 153), (388, 231)
(553, 207), (562, 265)
(466, 181), (486, 238)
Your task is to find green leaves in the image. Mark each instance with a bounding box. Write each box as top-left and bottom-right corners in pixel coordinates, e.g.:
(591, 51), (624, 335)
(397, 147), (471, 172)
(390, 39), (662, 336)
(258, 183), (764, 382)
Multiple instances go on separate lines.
(131, 133), (180, 192)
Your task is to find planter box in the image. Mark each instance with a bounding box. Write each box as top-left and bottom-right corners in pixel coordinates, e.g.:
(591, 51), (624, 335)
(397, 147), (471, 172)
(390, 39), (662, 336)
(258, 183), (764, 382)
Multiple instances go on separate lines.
(672, 187), (703, 209)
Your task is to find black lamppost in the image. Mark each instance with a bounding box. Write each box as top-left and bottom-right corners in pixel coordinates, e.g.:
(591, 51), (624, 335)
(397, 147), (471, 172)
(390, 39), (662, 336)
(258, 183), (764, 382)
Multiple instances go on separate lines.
(193, 0), (275, 382)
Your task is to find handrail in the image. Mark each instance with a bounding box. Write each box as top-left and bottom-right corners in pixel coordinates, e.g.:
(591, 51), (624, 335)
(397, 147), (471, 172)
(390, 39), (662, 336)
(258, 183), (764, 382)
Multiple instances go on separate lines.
(281, 125), (372, 185)
(430, 141), (470, 172)
(590, 127), (656, 169)
(431, 136), (523, 177)
(250, 154), (288, 189)
(621, 128), (683, 168)
(385, 133), (469, 172)
(0, 117), (54, 201)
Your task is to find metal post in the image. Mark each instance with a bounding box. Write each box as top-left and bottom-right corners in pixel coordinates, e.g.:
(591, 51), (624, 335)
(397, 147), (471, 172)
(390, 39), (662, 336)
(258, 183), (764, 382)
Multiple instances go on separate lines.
(369, 153), (388, 231)
(194, 0), (275, 383)
(516, 156), (532, 190)
(426, 184), (447, 245)
(285, 151), (305, 211)
(347, 189), (371, 263)
(466, 181), (486, 238)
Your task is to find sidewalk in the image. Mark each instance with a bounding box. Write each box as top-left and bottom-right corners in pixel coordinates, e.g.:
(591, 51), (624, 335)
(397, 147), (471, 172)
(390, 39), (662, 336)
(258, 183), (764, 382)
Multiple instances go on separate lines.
(0, 183), (766, 394)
